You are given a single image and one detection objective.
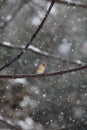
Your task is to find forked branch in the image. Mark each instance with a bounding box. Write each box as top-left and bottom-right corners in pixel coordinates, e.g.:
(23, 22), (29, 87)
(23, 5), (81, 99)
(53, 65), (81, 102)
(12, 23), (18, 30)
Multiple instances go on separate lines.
(0, 0), (55, 71)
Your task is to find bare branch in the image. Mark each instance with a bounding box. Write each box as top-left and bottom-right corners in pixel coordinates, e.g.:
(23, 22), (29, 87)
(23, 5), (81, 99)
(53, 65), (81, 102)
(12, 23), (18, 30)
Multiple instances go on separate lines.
(0, 0), (55, 72)
(48, 0), (87, 8)
(0, 63), (87, 78)
(0, 42), (85, 66)
(59, 0), (87, 8)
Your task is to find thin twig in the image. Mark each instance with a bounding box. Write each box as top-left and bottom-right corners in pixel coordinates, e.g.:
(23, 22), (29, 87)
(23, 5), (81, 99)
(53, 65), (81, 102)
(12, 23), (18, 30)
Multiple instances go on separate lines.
(48, 0), (87, 8)
(0, 63), (87, 78)
(0, 42), (85, 66)
(0, 0), (55, 72)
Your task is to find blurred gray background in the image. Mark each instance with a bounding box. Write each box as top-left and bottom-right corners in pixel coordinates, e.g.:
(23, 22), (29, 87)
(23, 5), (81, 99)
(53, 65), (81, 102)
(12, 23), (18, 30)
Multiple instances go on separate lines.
(0, 0), (87, 130)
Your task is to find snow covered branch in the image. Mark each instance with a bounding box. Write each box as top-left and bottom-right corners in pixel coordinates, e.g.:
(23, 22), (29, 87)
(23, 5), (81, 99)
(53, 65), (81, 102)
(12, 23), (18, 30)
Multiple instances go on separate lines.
(0, 0), (55, 72)
(0, 41), (85, 66)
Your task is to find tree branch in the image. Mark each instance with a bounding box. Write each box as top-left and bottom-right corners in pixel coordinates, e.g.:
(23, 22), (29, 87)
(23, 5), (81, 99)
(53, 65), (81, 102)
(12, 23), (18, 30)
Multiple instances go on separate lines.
(0, 41), (85, 66)
(0, 63), (87, 78)
(47, 0), (87, 8)
(0, 0), (55, 72)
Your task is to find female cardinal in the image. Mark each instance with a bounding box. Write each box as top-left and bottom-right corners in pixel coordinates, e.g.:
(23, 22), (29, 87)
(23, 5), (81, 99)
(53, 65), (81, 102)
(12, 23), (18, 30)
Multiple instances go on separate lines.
(36, 63), (46, 74)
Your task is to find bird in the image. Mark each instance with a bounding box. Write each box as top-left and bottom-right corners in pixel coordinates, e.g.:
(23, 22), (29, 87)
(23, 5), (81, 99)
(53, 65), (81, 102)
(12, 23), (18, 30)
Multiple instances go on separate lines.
(36, 63), (46, 74)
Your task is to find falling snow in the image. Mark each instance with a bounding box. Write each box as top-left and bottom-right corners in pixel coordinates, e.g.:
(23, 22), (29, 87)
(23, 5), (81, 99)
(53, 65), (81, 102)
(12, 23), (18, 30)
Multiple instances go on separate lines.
(0, 0), (87, 130)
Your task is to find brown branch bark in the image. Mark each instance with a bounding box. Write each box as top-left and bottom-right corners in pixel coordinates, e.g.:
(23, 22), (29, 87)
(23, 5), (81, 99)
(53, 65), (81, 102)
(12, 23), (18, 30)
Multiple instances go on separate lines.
(0, 63), (87, 78)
